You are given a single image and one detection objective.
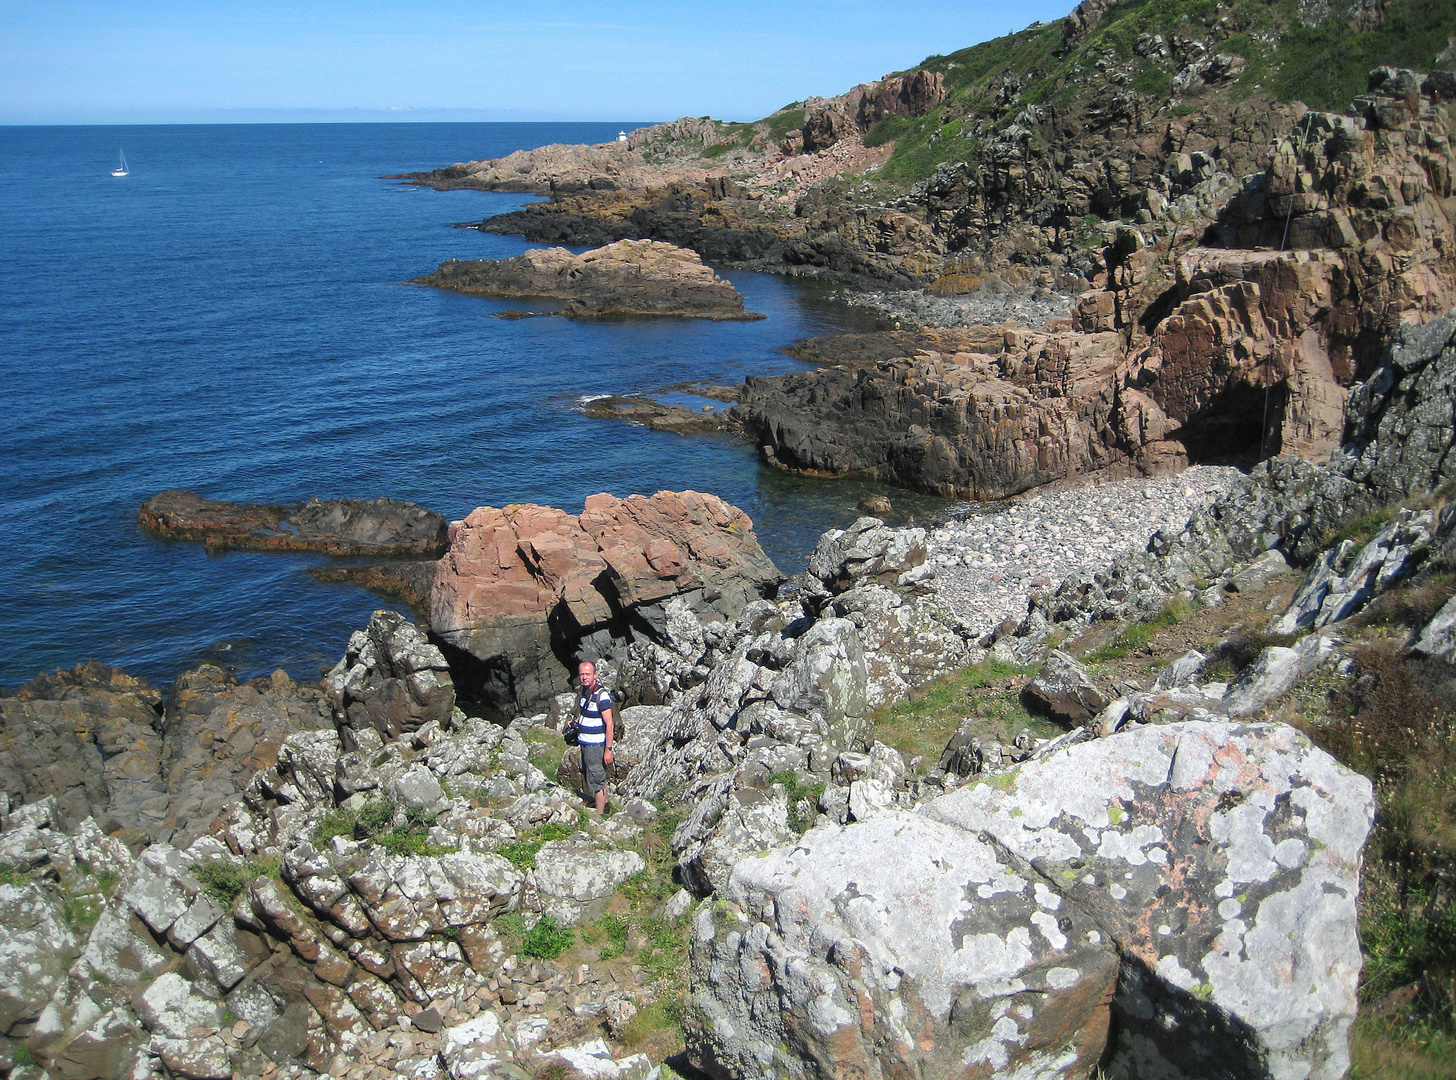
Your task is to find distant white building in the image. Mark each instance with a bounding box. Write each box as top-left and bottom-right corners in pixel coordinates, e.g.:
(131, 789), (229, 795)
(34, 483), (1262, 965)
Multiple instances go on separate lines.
(617, 131), (628, 142)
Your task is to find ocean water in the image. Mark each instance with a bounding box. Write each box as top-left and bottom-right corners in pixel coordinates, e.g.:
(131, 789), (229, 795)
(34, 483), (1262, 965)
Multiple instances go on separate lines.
(0, 122), (943, 690)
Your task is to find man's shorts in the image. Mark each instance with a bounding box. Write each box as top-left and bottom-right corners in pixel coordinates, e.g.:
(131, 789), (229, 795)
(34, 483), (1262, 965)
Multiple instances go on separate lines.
(581, 742), (607, 795)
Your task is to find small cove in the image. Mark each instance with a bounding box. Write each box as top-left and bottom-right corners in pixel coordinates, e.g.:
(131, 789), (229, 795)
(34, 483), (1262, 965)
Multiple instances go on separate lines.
(0, 121), (950, 689)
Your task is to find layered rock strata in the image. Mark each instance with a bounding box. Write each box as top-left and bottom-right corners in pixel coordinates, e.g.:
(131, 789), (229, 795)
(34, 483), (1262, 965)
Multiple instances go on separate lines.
(689, 721), (1373, 1080)
(412, 239), (763, 320)
(139, 490), (447, 558)
(429, 490), (783, 714)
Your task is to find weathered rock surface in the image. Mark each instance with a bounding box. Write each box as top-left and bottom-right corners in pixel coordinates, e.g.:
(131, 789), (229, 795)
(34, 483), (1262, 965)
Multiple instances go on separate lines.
(0, 662), (331, 845)
(691, 721), (1373, 1080)
(0, 662), (167, 835)
(615, 518), (970, 892)
(325, 609), (455, 743)
(1016, 305), (1456, 645)
(139, 490), (448, 557)
(412, 239), (763, 320)
(429, 490), (783, 714)
(1023, 649), (1110, 724)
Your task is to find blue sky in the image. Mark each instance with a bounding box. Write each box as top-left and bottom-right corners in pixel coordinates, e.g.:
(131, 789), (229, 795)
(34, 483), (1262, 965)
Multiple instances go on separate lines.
(1, 0), (1073, 124)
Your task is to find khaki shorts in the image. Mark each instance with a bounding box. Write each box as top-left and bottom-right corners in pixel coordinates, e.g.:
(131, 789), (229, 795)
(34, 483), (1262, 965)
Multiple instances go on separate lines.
(581, 742), (607, 795)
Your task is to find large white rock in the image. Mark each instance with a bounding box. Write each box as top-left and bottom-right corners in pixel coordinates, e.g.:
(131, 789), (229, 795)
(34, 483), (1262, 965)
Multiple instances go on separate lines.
(689, 721), (1373, 1080)
(534, 840), (647, 925)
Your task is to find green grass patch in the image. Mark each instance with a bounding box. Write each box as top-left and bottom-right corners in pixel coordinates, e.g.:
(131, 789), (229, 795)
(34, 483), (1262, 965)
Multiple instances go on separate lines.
(66, 892), (105, 930)
(1088, 598), (1194, 661)
(762, 107), (805, 141)
(863, 115), (914, 148)
(11, 1044), (36, 1068)
(497, 821), (576, 871)
(595, 913), (630, 960)
(313, 794), (456, 857)
(193, 860), (279, 908)
(1349, 1013), (1456, 1079)
(872, 658), (1048, 767)
(520, 916), (574, 960)
(0, 864), (28, 888)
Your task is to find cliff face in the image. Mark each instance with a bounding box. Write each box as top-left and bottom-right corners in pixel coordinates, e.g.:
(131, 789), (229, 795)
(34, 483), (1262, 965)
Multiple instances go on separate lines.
(730, 63), (1456, 497)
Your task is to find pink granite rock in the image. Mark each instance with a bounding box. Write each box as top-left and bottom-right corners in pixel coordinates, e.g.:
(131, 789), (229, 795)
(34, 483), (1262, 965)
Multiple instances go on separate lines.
(430, 491), (781, 713)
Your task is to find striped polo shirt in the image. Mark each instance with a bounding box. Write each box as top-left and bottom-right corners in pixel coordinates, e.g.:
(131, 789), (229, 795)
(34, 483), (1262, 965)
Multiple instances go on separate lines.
(577, 686), (613, 745)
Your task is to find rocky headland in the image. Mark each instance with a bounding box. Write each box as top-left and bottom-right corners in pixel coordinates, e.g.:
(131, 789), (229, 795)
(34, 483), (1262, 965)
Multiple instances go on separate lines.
(5, 3), (1456, 1078)
(410, 240), (762, 321)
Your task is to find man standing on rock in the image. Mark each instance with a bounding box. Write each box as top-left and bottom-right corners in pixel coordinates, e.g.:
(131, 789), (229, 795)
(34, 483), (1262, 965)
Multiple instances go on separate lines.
(576, 660), (615, 815)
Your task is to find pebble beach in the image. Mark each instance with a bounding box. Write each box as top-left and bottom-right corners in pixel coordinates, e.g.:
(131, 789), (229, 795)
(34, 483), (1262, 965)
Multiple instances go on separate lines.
(926, 465), (1246, 637)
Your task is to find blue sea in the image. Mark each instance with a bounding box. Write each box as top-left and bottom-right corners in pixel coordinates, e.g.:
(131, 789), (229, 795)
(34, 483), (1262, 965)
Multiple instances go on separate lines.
(0, 122), (944, 690)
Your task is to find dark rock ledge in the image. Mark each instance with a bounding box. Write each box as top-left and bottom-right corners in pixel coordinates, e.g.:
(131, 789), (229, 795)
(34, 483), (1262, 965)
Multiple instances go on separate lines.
(138, 490), (447, 559)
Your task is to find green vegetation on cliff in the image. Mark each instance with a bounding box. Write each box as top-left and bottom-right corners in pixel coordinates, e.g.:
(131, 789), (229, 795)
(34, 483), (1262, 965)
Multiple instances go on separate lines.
(766, 0), (1456, 184)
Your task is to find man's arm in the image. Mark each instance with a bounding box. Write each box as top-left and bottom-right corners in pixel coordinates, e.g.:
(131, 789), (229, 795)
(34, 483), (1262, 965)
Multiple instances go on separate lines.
(603, 708), (615, 763)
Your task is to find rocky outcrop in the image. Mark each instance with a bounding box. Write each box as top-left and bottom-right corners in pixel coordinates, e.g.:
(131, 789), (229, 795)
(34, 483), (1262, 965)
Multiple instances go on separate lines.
(1010, 304), (1456, 646)
(411, 239), (764, 320)
(618, 517), (973, 892)
(0, 660), (336, 848)
(159, 667), (335, 848)
(689, 720), (1373, 1080)
(9, 692), (670, 1080)
(139, 490), (447, 558)
(325, 609), (455, 744)
(429, 490), (783, 714)
(0, 662), (168, 837)
(735, 66), (1456, 498)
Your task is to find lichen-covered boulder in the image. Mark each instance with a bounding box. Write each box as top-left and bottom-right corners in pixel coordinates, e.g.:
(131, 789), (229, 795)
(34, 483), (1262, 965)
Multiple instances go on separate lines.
(924, 720), (1372, 1080)
(689, 812), (1119, 1080)
(532, 840), (646, 925)
(689, 721), (1373, 1080)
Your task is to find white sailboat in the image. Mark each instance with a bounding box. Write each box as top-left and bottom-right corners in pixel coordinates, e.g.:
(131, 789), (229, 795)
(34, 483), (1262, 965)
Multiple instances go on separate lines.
(111, 150), (129, 177)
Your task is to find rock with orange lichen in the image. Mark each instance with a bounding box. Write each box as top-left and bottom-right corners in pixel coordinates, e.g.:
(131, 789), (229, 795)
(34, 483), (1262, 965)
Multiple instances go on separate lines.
(429, 490), (782, 714)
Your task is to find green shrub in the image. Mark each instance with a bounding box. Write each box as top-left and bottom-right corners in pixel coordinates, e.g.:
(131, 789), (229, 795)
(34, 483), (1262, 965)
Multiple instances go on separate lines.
(11, 1044), (36, 1068)
(356, 795), (398, 835)
(520, 916), (574, 959)
(314, 806), (359, 845)
(193, 860), (276, 908)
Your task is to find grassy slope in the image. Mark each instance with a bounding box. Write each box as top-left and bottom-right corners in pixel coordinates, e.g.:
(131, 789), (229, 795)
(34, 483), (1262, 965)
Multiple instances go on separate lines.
(721, 0), (1455, 185)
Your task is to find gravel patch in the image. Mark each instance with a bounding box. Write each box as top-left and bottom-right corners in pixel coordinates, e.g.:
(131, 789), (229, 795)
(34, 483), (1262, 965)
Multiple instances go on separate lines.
(927, 466), (1246, 638)
(841, 287), (1076, 330)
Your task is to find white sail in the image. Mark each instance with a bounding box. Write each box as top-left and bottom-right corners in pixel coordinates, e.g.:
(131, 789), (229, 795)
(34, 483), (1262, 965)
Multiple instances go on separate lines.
(111, 150), (128, 177)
